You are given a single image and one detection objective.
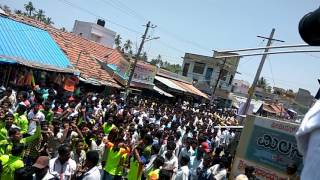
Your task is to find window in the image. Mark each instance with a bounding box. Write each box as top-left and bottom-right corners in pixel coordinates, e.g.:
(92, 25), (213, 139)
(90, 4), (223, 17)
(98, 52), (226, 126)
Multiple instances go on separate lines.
(205, 68), (213, 80)
(193, 62), (205, 74)
(182, 63), (190, 76)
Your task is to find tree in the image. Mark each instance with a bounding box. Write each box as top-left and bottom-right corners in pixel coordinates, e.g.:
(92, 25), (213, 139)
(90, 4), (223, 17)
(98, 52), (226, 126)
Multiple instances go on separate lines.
(44, 17), (54, 25)
(35, 9), (45, 21)
(3, 5), (11, 13)
(114, 34), (122, 49)
(123, 39), (132, 53)
(150, 54), (163, 67)
(257, 77), (268, 90)
(24, 1), (35, 17)
(14, 9), (23, 15)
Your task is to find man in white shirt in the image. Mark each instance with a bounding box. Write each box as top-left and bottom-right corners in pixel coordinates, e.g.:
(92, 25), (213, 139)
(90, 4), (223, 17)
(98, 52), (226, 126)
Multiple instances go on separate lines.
(79, 150), (101, 180)
(162, 141), (179, 179)
(209, 157), (228, 180)
(27, 103), (45, 135)
(49, 144), (77, 180)
(175, 155), (190, 180)
(189, 148), (205, 180)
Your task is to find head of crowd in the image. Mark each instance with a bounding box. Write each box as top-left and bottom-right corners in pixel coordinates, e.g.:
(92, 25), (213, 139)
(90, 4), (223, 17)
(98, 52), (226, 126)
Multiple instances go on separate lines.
(0, 85), (254, 180)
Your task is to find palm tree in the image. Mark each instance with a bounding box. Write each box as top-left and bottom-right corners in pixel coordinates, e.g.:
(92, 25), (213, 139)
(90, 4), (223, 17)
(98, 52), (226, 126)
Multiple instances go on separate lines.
(114, 34), (122, 49)
(14, 9), (23, 15)
(35, 9), (45, 21)
(3, 5), (11, 13)
(123, 40), (132, 53)
(24, 1), (35, 17)
(44, 17), (54, 25)
(150, 54), (163, 67)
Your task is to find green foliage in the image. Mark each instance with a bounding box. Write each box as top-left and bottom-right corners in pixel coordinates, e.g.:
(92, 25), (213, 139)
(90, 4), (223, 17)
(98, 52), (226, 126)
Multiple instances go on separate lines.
(115, 34), (122, 48)
(149, 54), (182, 74)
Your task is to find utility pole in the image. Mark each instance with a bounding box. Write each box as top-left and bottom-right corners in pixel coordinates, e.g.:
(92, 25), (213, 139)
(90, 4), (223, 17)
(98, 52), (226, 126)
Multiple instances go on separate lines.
(240, 28), (277, 120)
(126, 21), (151, 98)
(211, 57), (227, 101)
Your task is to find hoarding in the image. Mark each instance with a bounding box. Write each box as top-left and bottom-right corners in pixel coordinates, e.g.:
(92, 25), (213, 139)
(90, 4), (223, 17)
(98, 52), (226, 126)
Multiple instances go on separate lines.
(230, 116), (302, 180)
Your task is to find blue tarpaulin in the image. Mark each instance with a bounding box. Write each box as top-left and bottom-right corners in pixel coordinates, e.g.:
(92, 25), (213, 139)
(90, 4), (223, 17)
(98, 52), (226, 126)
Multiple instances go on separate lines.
(0, 16), (74, 72)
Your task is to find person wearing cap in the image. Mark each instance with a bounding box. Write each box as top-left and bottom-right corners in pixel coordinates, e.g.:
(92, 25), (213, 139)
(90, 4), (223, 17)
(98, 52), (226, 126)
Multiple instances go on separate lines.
(32, 156), (54, 180)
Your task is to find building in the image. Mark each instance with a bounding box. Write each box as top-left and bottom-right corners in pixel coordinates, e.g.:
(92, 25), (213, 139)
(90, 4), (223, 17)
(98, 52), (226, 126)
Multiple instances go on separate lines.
(182, 51), (240, 100)
(232, 79), (250, 95)
(72, 19), (116, 48)
(295, 88), (315, 107)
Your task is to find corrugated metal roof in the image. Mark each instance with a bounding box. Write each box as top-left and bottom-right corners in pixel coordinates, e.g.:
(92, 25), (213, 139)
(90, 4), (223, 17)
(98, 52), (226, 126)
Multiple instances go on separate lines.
(153, 86), (174, 97)
(0, 16), (72, 69)
(155, 76), (186, 92)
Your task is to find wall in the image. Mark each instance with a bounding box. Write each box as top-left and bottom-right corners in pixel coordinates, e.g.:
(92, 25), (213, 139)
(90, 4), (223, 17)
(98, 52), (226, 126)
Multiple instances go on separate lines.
(232, 79), (250, 94)
(182, 52), (240, 97)
(295, 88), (314, 107)
(72, 20), (116, 48)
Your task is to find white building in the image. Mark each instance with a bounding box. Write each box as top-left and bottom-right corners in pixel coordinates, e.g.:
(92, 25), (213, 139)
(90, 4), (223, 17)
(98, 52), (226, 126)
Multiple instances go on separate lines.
(72, 19), (116, 48)
(232, 79), (250, 95)
(182, 51), (240, 100)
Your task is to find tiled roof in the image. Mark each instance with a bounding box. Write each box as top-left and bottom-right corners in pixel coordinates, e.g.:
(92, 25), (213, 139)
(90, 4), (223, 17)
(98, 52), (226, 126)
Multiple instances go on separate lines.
(8, 14), (121, 88)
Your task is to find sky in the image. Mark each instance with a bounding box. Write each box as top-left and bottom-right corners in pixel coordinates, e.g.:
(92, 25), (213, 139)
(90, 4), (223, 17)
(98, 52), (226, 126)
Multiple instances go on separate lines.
(2, 0), (320, 95)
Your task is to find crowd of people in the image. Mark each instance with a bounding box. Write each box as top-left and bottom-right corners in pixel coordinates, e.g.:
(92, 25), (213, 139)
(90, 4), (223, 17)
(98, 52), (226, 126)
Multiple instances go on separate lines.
(0, 84), (248, 180)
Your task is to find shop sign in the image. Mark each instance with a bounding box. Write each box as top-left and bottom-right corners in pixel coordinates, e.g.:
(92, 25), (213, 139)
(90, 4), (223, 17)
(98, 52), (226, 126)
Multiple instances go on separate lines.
(230, 116), (302, 180)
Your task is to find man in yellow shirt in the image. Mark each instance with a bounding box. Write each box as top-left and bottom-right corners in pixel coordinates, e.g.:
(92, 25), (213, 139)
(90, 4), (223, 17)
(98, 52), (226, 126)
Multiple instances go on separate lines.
(0, 143), (25, 180)
(0, 118), (40, 155)
(13, 105), (28, 135)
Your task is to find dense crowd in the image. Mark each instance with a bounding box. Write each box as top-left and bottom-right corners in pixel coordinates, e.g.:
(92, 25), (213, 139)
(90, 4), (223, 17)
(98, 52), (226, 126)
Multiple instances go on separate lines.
(0, 85), (250, 180)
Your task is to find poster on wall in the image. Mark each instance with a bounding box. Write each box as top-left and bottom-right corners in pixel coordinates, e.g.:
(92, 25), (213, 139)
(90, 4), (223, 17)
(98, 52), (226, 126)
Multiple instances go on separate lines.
(111, 58), (157, 88)
(230, 116), (302, 180)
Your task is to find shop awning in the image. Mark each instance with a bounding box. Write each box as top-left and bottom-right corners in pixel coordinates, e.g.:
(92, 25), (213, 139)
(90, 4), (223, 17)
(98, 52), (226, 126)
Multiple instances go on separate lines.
(155, 76), (186, 92)
(172, 80), (209, 99)
(153, 86), (174, 97)
(0, 16), (73, 72)
(155, 76), (208, 99)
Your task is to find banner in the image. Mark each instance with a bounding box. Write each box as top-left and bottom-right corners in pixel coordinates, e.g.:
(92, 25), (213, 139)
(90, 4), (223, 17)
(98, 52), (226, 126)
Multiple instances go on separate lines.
(109, 58), (157, 88)
(230, 116), (302, 180)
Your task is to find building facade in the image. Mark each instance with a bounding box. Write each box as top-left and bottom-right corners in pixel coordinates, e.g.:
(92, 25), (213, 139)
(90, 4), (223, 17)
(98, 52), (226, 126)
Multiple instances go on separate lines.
(232, 79), (250, 95)
(295, 88), (315, 107)
(182, 51), (240, 99)
(72, 20), (116, 48)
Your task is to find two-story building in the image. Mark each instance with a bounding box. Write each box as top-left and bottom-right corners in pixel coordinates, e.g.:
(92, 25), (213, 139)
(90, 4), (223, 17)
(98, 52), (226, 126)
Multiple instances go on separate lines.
(72, 19), (116, 48)
(182, 51), (240, 103)
(232, 79), (250, 95)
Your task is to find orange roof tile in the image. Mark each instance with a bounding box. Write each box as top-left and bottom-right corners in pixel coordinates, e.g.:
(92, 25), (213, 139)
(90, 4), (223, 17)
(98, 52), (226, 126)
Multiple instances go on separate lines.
(8, 14), (121, 88)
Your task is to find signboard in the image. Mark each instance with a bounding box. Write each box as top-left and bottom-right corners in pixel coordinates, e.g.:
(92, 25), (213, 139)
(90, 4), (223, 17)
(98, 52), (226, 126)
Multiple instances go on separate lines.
(230, 115), (302, 180)
(132, 62), (157, 85)
(108, 58), (157, 88)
